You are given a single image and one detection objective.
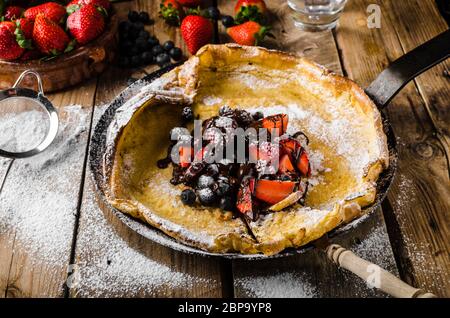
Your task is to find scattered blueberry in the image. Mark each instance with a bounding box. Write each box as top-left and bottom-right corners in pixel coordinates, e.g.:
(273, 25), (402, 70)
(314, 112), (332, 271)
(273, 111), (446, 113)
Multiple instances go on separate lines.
(119, 21), (131, 33)
(206, 7), (220, 20)
(136, 37), (149, 50)
(181, 106), (194, 121)
(169, 47), (182, 61)
(133, 22), (145, 31)
(141, 51), (153, 63)
(128, 11), (139, 22)
(138, 30), (149, 40)
(163, 40), (175, 52)
(152, 45), (164, 56)
(130, 55), (141, 67)
(219, 196), (234, 211)
(118, 56), (130, 67)
(181, 189), (196, 205)
(156, 52), (170, 67)
(148, 36), (159, 47)
(197, 175), (215, 189)
(221, 15), (235, 28)
(197, 188), (217, 206)
(138, 11), (150, 24)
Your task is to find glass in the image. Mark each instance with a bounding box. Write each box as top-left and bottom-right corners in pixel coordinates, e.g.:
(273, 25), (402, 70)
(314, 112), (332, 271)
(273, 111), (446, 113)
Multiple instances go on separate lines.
(287, 0), (347, 31)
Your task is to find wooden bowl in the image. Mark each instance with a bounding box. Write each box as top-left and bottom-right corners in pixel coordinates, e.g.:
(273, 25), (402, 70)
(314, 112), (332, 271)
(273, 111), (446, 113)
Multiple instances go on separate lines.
(0, 14), (119, 93)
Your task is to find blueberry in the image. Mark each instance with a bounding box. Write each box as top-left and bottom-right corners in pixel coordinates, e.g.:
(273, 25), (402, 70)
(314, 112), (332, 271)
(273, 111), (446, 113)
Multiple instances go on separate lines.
(148, 36), (159, 47)
(136, 37), (149, 50)
(219, 196), (234, 211)
(280, 175), (291, 181)
(138, 30), (149, 40)
(163, 40), (175, 52)
(130, 55), (142, 67)
(141, 51), (153, 64)
(152, 45), (164, 56)
(128, 27), (140, 39)
(181, 106), (194, 121)
(119, 21), (131, 32)
(197, 175), (215, 189)
(169, 47), (182, 61)
(197, 188), (217, 206)
(206, 164), (219, 177)
(181, 189), (196, 205)
(138, 11), (150, 24)
(133, 21), (145, 31)
(156, 52), (170, 66)
(120, 40), (133, 50)
(206, 7), (220, 20)
(130, 46), (139, 56)
(118, 56), (129, 67)
(128, 11), (139, 22)
(217, 180), (231, 196)
(252, 111), (264, 120)
(221, 15), (235, 28)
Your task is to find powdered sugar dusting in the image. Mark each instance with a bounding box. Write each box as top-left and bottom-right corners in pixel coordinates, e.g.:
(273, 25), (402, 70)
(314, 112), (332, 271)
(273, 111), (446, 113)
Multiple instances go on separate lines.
(236, 272), (317, 298)
(202, 95), (223, 106)
(0, 105), (89, 265)
(73, 185), (213, 297)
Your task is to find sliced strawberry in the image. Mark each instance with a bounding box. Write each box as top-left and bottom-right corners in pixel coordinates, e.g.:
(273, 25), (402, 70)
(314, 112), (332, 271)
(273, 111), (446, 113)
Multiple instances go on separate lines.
(178, 145), (193, 168)
(296, 150), (310, 177)
(254, 179), (296, 205)
(278, 154), (294, 173)
(254, 114), (288, 136)
(248, 141), (279, 162)
(280, 137), (301, 156)
(236, 178), (255, 218)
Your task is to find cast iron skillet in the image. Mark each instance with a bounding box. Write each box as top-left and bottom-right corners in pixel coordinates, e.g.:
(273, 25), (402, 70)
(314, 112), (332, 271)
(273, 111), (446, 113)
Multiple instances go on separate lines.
(90, 31), (449, 262)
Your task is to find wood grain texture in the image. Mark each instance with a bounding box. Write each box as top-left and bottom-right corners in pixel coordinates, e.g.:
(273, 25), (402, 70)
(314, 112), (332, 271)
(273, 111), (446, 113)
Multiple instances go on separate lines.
(69, 0), (225, 298)
(218, 0), (399, 298)
(334, 0), (449, 297)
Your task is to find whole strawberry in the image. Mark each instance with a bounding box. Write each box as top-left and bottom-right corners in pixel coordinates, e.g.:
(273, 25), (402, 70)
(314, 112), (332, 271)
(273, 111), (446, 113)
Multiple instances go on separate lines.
(67, 4), (105, 45)
(16, 18), (34, 39)
(67, 0), (111, 14)
(234, 0), (267, 24)
(178, 0), (202, 7)
(181, 15), (213, 55)
(160, 0), (184, 26)
(4, 6), (24, 21)
(227, 21), (268, 46)
(25, 2), (66, 24)
(0, 22), (24, 60)
(15, 18), (34, 49)
(33, 14), (70, 55)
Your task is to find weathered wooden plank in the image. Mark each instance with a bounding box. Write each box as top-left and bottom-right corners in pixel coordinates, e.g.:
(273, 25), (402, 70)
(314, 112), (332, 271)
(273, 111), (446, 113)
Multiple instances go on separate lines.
(217, 0), (399, 297)
(70, 0), (225, 298)
(0, 79), (96, 297)
(335, 0), (449, 297)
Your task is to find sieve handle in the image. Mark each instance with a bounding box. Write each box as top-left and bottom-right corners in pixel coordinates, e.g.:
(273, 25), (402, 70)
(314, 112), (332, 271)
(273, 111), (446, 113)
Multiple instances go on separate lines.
(13, 70), (45, 96)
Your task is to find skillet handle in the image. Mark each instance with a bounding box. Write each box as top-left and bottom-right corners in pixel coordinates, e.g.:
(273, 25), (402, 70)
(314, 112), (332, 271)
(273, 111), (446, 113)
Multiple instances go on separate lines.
(325, 244), (436, 298)
(365, 29), (450, 108)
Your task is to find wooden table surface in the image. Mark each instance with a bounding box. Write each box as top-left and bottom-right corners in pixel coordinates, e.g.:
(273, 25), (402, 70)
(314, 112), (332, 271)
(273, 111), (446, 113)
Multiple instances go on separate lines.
(0, 0), (448, 298)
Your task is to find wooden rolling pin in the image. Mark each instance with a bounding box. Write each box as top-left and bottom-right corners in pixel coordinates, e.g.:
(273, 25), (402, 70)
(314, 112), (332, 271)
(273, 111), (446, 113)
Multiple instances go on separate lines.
(323, 244), (436, 298)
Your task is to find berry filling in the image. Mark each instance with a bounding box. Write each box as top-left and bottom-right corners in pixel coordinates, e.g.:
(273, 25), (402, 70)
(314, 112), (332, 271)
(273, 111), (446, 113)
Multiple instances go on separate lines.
(157, 106), (311, 221)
